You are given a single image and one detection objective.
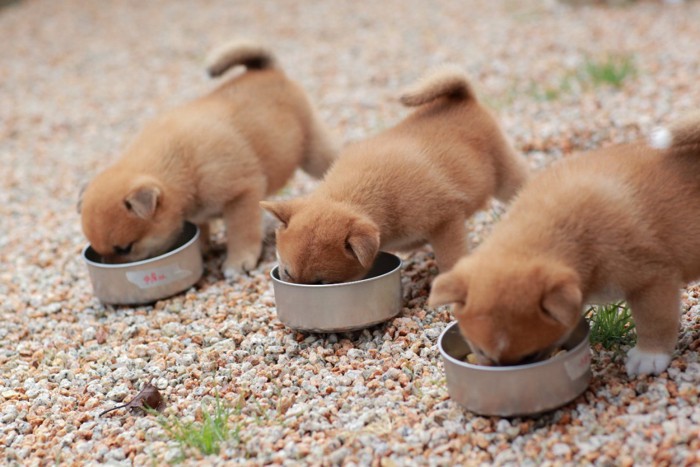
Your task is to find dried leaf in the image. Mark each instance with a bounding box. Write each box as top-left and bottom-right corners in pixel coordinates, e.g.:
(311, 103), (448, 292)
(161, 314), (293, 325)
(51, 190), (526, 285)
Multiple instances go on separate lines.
(99, 380), (164, 417)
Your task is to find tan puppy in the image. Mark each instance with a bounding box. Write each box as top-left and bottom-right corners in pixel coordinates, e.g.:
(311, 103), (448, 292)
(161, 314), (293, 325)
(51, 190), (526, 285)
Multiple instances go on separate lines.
(429, 113), (700, 376)
(80, 41), (337, 276)
(262, 65), (529, 284)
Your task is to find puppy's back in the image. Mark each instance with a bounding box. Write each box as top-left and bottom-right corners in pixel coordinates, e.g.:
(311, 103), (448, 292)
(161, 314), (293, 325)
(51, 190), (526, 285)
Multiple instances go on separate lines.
(198, 41), (324, 192)
(492, 114), (700, 284)
(396, 65), (529, 204)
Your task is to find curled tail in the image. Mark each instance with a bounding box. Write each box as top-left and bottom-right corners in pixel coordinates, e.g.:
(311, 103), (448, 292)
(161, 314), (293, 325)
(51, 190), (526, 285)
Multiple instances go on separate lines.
(399, 64), (474, 107)
(205, 40), (277, 78)
(648, 111), (700, 154)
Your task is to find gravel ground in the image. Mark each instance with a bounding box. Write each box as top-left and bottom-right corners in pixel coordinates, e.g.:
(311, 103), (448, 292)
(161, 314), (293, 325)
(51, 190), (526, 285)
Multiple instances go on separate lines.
(2, 0), (700, 465)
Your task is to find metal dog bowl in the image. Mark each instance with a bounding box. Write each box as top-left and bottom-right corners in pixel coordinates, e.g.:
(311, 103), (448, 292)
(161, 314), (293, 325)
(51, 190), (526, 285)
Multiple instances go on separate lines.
(82, 222), (203, 305)
(439, 318), (591, 417)
(270, 252), (402, 332)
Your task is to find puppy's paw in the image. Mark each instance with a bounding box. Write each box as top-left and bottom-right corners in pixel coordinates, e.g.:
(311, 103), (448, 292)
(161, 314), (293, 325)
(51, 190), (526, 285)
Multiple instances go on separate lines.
(625, 346), (672, 377)
(222, 249), (260, 278)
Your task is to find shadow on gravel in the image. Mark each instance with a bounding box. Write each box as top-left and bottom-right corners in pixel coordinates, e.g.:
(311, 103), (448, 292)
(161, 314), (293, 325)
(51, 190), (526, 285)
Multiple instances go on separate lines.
(0, 0), (21, 11)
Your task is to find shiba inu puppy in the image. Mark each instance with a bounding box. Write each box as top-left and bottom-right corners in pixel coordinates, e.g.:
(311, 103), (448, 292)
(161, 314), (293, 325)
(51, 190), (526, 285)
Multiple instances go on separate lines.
(429, 112), (700, 376)
(80, 41), (337, 275)
(262, 65), (529, 284)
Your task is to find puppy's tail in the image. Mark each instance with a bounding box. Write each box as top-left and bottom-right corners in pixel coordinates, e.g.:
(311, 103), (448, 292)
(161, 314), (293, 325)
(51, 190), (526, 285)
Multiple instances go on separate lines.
(205, 40), (277, 78)
(399, 64), (474, 107)
(648, 111), (700, 155)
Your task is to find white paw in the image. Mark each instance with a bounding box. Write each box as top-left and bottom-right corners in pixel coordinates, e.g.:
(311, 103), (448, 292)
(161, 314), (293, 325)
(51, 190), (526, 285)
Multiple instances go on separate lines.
(625, 346), (672, 376)
(222, 248), (261, 278)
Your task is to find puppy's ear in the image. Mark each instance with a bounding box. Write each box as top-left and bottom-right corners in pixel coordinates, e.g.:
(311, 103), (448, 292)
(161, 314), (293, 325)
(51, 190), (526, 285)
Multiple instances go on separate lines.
(541, 269), (582, 327)
(125, 183), (161, 219)
(428, 272), (467, 307)
(345, 218), (380, 269)
(260, 200), (300, 227)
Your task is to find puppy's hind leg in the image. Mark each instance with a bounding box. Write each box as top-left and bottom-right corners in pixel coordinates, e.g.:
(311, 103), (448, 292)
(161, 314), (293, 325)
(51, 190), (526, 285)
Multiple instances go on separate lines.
(221, 185), (266, 278)
(494, 146), (529, 204)
(300, 109), (339, 178)
(625, 279), (681, 377)
(429, 217), (469, 273)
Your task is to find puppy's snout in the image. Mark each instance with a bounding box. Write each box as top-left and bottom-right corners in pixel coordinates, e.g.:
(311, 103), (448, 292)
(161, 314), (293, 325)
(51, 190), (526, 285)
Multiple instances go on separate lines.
(113, 242), (134, 256)
(280, 267), (295, 282)
(519, 349), (547, 364)
(100, 253), (129, 265)
(469, 345), (497, 366)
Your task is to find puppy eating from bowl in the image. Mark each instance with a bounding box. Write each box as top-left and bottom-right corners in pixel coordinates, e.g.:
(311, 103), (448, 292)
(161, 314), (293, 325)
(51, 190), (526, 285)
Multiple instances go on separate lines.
(79, 40), (337, 275)
(262, 65), (529, 285)
(429, 113), (700, 376)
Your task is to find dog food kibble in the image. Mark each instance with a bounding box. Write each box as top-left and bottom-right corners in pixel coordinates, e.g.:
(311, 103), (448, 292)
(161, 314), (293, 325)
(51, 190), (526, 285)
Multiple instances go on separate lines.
(549, 348), (568, 359)
(464, 353), (479, 364)
(463, 348), (568, 366)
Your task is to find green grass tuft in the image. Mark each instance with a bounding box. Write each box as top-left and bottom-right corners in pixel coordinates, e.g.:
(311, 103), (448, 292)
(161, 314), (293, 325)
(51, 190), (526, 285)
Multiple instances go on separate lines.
(150, 397), (241, 462)
(581, 54), (637, 88)
(528, 75), (574, 102)
(525, 52), (636, 102)
(586, 301), (636, 350)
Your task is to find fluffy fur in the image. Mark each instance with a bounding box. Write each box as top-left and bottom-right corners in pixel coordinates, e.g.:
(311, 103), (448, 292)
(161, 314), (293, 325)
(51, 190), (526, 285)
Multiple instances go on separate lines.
(429, 112), (700, 376)
(262, 65), (529, 284)
(80, 41), (337, 275)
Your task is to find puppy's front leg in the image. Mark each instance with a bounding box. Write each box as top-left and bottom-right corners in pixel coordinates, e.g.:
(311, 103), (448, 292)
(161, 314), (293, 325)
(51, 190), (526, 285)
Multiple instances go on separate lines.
(625, 280), (681, 377)
(429, 217), (469, 273)
(198, 222), (211, 255)
(221, 187), (265, 278)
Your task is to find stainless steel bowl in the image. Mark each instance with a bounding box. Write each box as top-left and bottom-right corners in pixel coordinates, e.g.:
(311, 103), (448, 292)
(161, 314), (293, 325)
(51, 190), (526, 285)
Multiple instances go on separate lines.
(82, 222), (203, 305)
(270, 252), (402, 332)
(439, 318), (591, 417)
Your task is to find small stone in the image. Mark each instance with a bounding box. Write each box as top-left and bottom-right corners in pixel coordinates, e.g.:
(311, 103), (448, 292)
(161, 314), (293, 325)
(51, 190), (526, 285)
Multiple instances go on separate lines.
(2, 390), (20, 400)
(552, 443), (571, 457)
(105, 385), (130, 402)
(82, 327), (96, 342)
(1, 405), (18, 423)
